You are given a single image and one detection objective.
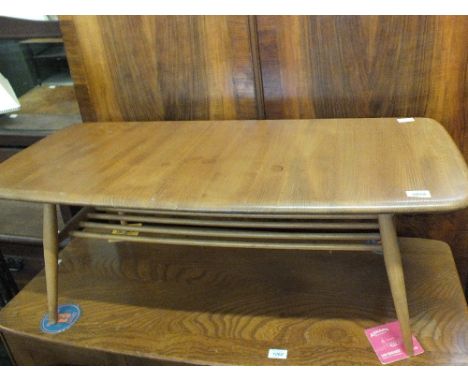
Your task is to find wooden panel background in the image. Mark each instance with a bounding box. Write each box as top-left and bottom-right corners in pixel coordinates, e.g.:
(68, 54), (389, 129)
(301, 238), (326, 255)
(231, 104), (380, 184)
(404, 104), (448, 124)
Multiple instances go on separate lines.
(60, 16), (263, 121)
(61, 16), (468, 287)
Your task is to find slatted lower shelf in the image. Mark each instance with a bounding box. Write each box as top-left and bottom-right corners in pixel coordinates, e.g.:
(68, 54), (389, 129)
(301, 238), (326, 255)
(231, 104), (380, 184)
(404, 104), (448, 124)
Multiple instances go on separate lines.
(69, 207), (383, 252)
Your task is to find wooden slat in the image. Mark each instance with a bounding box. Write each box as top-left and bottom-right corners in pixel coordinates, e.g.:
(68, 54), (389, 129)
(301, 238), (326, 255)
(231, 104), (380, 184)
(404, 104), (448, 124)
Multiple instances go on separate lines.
(79, 221), (381, 241)
(87, 212), (380, 230)
(97, 207), (378, 220)
(70, 231), (382, 251)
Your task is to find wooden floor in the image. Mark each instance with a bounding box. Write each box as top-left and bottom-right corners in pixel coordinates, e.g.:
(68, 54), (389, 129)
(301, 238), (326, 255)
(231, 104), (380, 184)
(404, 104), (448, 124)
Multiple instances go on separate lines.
(0, 237), (467, 365)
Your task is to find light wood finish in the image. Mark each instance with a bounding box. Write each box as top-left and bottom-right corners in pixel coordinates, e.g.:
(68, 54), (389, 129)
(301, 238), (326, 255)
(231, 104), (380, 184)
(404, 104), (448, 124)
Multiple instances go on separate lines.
(98, 207), (379, 220)
(60, 16), (260, 121)
(0, 118), (466, 351)
(0, 237), (467, 365)
(0, 118), (466, 214)
(73, 209), (381, 251)
(87, 212), (379, 230)
(79, 221), (381, 241)
(379, 215), (413, 355)
(42, 204), (58, 324)
(70, 231), (382, 252)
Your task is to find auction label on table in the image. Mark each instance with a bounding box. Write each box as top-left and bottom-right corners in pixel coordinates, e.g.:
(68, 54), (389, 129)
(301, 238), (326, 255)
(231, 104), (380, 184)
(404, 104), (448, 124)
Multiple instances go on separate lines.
(406, 190), (432, 198)
(396, 117), (415, 123)
(365, 321), (424, 364)
(40, 304), (81, 334)
(268, 348), (288, 359)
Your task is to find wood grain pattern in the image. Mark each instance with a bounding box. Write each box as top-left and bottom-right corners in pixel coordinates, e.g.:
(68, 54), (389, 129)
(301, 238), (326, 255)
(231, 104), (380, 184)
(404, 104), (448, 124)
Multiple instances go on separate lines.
(60, 16), (260, 121)
(42, 204), (58, 323)
(0, 119), (466, 213)
(256, 15), (468, 286)
(98, 207), (379, 219)
(257, 16), (467, 138)
(0, 237), (466, 365)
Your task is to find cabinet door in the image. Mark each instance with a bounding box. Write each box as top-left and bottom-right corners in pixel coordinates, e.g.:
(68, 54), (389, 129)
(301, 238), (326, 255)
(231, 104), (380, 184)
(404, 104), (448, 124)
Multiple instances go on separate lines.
(61, 16), (262, 122)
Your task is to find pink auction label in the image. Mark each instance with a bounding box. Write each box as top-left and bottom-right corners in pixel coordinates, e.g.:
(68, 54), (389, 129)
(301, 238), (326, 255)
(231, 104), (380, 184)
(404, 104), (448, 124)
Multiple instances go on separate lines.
(365, 321), (424, 364)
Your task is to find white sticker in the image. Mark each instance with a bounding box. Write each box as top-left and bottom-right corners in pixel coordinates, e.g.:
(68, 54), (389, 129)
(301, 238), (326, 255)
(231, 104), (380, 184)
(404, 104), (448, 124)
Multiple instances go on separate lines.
(268, 349), (288, 359)
(406, 190), (432, 198)
(397, 117), (415, 123)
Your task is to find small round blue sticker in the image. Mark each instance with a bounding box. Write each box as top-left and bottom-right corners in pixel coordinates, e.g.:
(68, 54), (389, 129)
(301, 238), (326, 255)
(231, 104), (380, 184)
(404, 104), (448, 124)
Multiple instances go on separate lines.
(40, 304), (81, 334)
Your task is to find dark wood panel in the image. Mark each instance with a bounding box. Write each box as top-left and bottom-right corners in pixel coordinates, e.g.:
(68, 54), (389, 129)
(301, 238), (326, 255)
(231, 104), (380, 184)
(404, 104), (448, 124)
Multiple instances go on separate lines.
(257, 16), (468, 285)
(61, 16), (261, 122)
(258, 16), (467, 139)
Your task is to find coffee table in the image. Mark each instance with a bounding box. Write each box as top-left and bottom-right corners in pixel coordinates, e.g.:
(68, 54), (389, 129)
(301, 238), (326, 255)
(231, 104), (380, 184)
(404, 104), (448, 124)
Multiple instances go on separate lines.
(0, 118), (466, 356)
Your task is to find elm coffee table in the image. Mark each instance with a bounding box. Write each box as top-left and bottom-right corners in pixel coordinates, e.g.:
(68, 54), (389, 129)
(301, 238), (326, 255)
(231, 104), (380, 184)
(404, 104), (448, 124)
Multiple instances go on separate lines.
(0, 117), (466, 356)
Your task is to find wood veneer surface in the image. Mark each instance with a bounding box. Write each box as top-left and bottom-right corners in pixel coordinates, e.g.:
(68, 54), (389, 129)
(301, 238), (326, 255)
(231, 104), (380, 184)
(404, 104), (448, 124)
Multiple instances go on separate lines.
(60, 16), (261, 121)
(0, 237), (466, 365)
(0, 118), (466, 213)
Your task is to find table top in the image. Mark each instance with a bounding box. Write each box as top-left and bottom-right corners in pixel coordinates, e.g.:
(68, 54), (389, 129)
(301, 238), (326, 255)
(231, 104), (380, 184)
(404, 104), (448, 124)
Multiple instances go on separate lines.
(0, 118), (466, 214)
(1, 237), (467, 365)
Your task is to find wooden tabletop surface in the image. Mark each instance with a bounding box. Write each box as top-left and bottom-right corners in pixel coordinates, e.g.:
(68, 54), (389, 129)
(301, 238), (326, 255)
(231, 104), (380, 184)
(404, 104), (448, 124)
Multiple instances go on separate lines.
(1, 237), (467, 365)
(0, 118), (466, 214)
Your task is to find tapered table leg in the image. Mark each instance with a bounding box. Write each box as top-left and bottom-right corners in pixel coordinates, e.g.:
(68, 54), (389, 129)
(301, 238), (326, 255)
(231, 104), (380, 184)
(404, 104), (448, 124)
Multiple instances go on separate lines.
(378, 214), (413, 356)
(43, 203), (58, 324)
